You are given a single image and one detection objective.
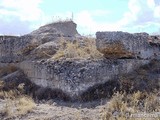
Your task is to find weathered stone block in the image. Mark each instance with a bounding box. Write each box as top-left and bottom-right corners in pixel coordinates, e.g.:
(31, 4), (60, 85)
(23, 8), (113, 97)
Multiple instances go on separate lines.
(96, 31), (160, 59)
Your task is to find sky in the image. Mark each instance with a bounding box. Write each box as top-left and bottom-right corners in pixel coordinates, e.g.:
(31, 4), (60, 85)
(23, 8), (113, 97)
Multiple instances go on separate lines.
(0, 0), (160, 35)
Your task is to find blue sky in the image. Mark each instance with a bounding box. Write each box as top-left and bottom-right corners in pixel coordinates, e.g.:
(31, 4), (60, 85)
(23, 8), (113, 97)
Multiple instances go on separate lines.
(0, 0), (160, 35)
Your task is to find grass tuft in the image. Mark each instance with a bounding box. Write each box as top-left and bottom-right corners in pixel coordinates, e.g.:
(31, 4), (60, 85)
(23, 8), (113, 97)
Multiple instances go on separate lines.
(1, 96), (35, 117)
(100, 91), (160, 120)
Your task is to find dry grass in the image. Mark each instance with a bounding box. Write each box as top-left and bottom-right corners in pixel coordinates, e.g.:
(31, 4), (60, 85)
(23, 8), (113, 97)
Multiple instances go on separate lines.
(0, 70), (35, 118)
(99, 42), (133, 58)
(1, 96), (36, 118)
(0, 66), (23, 99)
(0, 81), (25, 99)
(52, 37), (103, 60)
(100, 91), (160, 120)
(0, 80), (35, 118)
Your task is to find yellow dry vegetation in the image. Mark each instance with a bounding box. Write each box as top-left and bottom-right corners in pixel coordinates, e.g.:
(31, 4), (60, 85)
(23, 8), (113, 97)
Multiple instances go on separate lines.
(100, 91), (160, 120)
(52, 37), (103, 60)
(0, 77), (35, 118)
(1, 96), (35, 117)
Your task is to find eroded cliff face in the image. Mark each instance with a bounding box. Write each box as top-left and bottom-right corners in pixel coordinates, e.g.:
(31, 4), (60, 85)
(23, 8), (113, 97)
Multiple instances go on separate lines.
(17, 59), (150, 99)
(0, 22), (159, 101)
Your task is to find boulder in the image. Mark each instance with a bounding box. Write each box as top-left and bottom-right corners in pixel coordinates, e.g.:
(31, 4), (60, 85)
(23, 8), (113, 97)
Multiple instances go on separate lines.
(30, 41), (59, 59)
(96, 31), (160, 59)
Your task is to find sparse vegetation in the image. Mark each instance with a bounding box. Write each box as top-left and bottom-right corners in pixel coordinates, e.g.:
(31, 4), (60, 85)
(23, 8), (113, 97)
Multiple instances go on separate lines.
(0, 65), (159, 119)
(0, 80), (35, 119)
(100, 91), (160, 120)
(1, 96), (35, 118)
(0, 67), (35, 119)
(52, 37), (103, 60)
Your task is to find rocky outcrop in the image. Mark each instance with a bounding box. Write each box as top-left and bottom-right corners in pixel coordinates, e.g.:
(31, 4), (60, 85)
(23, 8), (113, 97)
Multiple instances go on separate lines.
(0, 21), (80, 62)
(0, 35), (33, 63)
(149, 35), (160, 45)
(29, 41), (59, 59)
(96, 32), (160, 59)
(30, 21), (80, 37)
(17, 59), (150, 100)
(0, 22), (159, 101)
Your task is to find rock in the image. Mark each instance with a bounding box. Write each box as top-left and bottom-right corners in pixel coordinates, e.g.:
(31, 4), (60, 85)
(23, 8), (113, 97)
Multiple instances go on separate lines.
(0, 22), (160, 101)
(18, 59), (150, 100)
(0, 35), (35, 63)
(29, 21), (81, 44)
(30, 21), (80, 37)
(119, 59), (160, 92)
(148, 35), (160, 45)
(0, 21), (81, 62)
(30, 41), (59, 59)
(96, 31), (160, 59)
(1, 70), (29, 90)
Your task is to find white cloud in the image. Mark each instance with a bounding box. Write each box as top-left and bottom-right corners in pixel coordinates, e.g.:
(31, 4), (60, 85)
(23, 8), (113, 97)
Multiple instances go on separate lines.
(0, 0), (159, 35)
(74, 0), (160, 35)
(154, 6), (160, 18)
(0, 0), (43, 21)
(0, 0), (43, 35)
(147, 0), (155, 9)
(89, 10), (110, 17)
(74, 10), (122, 34)
(75, 11), (96, 28)
(118, 0), (160, 33)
